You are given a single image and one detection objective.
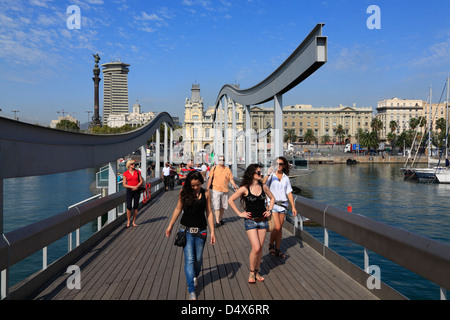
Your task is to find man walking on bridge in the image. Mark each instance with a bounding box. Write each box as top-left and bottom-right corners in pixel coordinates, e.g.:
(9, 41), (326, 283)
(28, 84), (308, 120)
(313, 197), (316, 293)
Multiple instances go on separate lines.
(206, 155), (238, 227)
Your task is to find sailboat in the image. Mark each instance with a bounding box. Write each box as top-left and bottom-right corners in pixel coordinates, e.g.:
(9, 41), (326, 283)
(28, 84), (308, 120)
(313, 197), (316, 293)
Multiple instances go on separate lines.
(434, 77), (450, 183)
(414, 79), (450, 182)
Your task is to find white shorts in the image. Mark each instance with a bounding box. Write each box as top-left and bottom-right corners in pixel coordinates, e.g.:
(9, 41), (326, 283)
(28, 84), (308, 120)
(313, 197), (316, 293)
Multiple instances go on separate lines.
(212, 189), (228, 210)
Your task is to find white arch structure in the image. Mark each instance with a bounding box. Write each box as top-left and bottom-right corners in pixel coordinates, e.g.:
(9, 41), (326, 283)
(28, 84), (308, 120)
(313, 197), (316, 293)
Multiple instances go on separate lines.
(211, 24), (327, 176)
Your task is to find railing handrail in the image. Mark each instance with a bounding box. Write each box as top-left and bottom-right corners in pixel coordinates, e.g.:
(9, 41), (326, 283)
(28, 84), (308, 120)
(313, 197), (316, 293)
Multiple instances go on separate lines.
(294, 193), (450, 291)
(0, 177), (162, 271)
(0, 112), (174, 179)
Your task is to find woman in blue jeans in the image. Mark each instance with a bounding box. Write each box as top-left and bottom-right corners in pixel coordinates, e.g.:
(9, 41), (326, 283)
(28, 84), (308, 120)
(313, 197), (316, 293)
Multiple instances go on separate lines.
(165, 171), (216, 300)
(228, 164), (275, 284)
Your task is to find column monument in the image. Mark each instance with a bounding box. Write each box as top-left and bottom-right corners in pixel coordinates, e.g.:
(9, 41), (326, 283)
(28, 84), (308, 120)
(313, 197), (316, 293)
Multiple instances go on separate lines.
(91, 53), (102, 127)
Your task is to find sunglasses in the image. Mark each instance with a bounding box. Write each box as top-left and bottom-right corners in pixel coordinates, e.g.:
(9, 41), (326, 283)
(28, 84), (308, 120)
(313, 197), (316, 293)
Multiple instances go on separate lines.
(255, 171), (262, 176)
(276, 162), (284, 166)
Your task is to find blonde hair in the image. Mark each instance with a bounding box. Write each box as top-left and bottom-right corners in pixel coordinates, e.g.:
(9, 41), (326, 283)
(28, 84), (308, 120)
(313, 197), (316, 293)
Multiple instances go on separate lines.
(126, 160), (135, 169)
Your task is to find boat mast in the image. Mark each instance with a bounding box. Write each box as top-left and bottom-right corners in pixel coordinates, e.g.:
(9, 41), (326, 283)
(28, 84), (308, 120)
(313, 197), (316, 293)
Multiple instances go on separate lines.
(446, 77), (449, 160)
(428, 86), (432, 167)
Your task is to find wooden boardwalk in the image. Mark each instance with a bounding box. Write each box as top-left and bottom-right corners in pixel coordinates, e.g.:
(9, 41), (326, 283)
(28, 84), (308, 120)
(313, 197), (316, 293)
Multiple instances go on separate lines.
(31, 185), (378, 300)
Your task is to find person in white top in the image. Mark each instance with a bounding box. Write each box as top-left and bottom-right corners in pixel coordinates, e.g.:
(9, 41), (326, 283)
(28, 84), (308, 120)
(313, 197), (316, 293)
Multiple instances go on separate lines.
(162, 162), (171, 191)
(263, 156), (297, 258)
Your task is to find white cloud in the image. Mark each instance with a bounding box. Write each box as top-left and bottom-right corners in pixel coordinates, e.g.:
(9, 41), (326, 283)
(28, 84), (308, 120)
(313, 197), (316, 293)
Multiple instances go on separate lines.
(410, 38), (450, 68)
(141, 11), (162, 21)
(29, 0), (54, 8)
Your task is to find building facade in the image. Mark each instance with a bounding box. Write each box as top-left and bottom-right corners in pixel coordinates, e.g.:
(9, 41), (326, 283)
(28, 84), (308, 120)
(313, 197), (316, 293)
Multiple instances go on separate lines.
(375, 98), (425, 140)
(183, 84), (245, 163)
(250, 103), (373, 143)
(102, 61), (130, 122)
(106, 103), (156, 128)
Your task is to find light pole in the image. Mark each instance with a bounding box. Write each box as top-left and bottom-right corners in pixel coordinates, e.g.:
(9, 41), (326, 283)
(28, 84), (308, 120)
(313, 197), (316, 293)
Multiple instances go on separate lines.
(12, 110), (19, 120)
(86, 110), (92, 129)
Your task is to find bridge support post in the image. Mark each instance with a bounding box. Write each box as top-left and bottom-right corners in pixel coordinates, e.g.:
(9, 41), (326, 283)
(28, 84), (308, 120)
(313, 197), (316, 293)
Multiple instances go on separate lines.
(170, 127), (174, 164)
(164, 123), (168, 164)
(155, 128), (161, 178)
(245, 105), (251, 168)
(273, 94), (283, 159)
(231, 99), (237, 177)
(224, 96), (229, 166)
(218, 99), (223, 156)
(107, 161), (117, 224)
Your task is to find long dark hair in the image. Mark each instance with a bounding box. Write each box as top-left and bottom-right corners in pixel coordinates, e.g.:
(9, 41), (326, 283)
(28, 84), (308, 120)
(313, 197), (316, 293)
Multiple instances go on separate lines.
(180, 170), (204, 208)
(276, 156), (290, 176)
(239, 163), (263, 208)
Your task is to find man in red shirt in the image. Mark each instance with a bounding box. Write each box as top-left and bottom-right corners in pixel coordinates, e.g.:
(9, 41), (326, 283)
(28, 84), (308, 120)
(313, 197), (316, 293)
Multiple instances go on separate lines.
(179, 160), (196, 186)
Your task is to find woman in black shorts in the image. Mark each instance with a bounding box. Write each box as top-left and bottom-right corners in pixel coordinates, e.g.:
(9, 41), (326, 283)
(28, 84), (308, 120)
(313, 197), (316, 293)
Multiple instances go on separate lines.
(228, 164), (275, 283)
(122, 160), (143, 227)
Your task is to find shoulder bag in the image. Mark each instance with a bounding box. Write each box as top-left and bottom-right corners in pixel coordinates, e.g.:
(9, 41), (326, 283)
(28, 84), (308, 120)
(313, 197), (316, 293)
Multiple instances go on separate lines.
(174, 193), (199, 247)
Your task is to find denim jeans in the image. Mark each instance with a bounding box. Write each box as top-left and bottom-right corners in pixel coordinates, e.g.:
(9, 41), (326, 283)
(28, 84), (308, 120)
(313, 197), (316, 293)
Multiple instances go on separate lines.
(182, 229), (207, 293)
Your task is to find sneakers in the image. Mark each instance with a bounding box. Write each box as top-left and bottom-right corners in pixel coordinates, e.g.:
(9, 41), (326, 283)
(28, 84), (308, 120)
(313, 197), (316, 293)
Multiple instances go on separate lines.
(188, 292), (197, 300)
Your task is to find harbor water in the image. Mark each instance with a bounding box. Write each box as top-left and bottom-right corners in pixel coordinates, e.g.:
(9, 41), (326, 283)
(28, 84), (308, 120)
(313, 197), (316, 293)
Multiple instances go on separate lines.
(291, 163), (450, 300)
(3, 163), (449, 299)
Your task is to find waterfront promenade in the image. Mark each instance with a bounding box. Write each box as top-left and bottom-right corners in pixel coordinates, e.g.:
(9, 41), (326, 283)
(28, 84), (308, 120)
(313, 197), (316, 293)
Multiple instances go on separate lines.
(30, 184), (378, 300)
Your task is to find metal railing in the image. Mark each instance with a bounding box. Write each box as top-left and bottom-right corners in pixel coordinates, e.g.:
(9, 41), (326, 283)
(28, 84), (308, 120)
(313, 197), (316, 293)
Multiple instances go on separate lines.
(0, 177), (164, 300)
(288, 193), (450, 300)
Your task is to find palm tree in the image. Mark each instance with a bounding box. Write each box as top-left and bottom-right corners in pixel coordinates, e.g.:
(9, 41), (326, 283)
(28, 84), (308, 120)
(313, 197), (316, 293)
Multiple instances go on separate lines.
(389, 120), (398, 133)
(360, 131), (379, 150)
(387, 132), (396, 148)
(283, 128), (297, 143)
(321, 134), (331, 144)
(409, 117), (419, 131)
(335, 125), (345, 143)
(304, 129), (316, 144)
(370, 118), (383, 137)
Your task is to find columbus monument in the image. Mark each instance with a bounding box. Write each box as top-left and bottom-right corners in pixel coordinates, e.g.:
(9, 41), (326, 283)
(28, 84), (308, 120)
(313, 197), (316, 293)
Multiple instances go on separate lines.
(91, 53), (102, 127)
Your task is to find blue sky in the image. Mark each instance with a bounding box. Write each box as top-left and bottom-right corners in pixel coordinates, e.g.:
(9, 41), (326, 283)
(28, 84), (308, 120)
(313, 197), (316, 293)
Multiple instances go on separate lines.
(0, 0), (449, 125)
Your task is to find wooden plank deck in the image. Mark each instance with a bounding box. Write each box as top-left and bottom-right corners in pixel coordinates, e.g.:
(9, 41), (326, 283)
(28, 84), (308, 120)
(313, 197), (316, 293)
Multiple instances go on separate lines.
(31, 185), (378, 301)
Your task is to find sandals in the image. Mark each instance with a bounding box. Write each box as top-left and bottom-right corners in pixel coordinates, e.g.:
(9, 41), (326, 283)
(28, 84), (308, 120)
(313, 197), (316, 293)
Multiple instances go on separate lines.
(274, 249), (286, 258)
(270, 247), (286, 258)
(249, 270), (264, 283)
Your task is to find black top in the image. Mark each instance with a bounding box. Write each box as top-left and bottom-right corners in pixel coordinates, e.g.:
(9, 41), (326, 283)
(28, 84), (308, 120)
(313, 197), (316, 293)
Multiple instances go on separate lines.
(243, 184), (266, 219)
(180, 188), (207, 229)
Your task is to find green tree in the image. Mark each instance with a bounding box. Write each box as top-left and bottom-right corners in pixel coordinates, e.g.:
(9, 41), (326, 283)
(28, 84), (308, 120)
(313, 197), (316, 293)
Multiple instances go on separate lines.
(283, 129), (297, 143)
(321, 134), (331, 144)
(303, 129), (316, 144)
(370, 118), (383, 137)
(409, 117), (419, 131)
(335, 125), (345, 143)
(360, 131), (379, 150)
(436, 118), (446, 132)
(389, 120), (398, 133)
(56, 119), (80, 132)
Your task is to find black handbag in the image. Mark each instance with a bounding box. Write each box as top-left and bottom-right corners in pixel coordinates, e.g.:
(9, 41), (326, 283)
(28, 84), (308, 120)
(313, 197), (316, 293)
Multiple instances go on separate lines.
(174, 228), (187, 247)
(174, 193), (199, 247)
